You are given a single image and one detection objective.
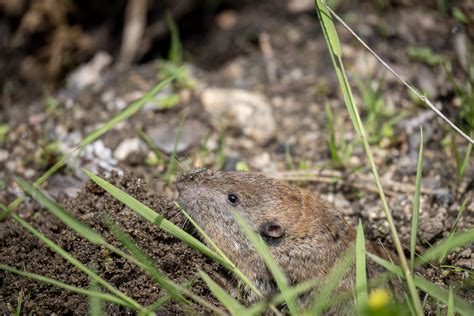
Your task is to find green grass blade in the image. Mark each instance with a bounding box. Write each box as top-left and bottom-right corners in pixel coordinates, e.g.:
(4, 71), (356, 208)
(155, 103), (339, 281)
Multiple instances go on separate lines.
(439, 199), (469, 263)
(82, 169), (226, 266)
(410, 127), (424, 272)
(356, 221), (367, 311)
(166, 11), (183, 64)
(176, 202), (276, 308)
(447, 287), (454, 316)
(199, 271), (245, 314)
(231, 209), (299, 315)
(314, 1), (423, 313)
(108, 222), (186, 304)
(79, 74), (178, 148)
(142, 277), (198, 314)
(0, 264), (129, 308)
(314, 0), (341, 57)
(165, 113), (185, 181)
(6, 210), (141, 311)
(4, 73), (177, 216)
(414, 276), (473, 316)
(15, 177), (105, 245)
(89, 278), (102, 316)
(325, 100), (342, 165)
(142, 296), (172, 315)
(367, 253), (403, 276)
(14, 290), (24, 316)
(308, 245), (355, 314)
(459, 143), (472, 179)
(175, 202), (266, 300)
(175, 203), (234, 265)
(315, 0), (358, 132)
(419, 229), (474, 264)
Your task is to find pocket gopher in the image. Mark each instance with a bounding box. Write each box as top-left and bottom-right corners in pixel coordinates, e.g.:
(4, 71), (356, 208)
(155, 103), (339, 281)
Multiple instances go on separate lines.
(176, 169), (384, 309)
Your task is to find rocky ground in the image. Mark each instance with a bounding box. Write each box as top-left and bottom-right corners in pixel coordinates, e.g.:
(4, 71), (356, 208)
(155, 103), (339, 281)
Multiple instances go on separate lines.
(0, 0), (473, 314)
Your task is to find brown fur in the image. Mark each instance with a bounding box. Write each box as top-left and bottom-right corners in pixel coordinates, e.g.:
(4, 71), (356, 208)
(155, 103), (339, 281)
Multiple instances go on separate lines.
(176, 169), (382, 309)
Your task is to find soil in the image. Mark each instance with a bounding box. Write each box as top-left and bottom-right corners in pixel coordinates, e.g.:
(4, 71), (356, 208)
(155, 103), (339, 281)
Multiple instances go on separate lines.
(0, 0), (473, 314)
(0, 172), (223, 314)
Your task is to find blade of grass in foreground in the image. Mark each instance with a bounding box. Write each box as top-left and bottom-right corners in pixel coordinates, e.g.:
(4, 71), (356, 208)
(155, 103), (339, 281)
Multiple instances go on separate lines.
(0, 264), (129, 308)
(308, 245), (355, 314)
(418, 229), (474, 264)
(448, 287), (454, 316)
(175, 202), (265, 298)
(3, 71), (178, 217)
(108, 222), (187, 305)
(89, 278), (102, 316)
(458, 143), (472, 178)
(82, 169), (226, 266)
(356, 221), (367, 311)
(14, 289), (23, 316)
(410, 127), (424, 272)
(314, 1), (423, 314)
(231, 209), (299, 315)
(199, 271), (246, 314)
(142, 277), (198, 314)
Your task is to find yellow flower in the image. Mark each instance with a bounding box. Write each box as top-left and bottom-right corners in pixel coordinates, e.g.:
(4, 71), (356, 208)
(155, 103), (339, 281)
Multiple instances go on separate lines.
(368, 288), (390, 310)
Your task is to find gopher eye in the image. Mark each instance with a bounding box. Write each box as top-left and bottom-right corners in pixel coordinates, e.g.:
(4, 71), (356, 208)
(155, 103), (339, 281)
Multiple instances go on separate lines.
(227, 193), (239, 205)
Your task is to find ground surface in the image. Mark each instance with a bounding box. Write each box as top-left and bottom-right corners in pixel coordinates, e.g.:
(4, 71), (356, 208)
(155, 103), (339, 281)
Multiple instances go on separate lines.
(0, 0), (473, 314)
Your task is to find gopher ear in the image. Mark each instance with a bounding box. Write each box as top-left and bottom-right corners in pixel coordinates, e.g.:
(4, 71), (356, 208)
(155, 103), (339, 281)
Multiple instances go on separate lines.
(260, 222), (285, 239)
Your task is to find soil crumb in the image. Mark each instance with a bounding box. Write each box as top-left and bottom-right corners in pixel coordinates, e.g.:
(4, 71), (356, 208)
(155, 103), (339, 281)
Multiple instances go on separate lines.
(0, 172), (221, 315)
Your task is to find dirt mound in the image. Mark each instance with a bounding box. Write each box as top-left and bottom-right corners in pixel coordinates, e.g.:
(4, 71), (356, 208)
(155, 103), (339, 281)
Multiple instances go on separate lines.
(0, 172), (222, 314)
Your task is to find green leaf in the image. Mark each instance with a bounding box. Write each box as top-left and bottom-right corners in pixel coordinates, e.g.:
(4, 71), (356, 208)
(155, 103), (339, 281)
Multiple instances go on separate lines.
(199, 271), (245, 314)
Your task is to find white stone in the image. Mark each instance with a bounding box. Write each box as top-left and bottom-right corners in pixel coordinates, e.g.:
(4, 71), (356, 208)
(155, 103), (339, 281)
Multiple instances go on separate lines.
(113, 138), (144, 161)
(200, 88), (276, 144)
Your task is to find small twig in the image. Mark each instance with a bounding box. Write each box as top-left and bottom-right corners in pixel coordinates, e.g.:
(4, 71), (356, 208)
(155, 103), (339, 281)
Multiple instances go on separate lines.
(267, 169), (435, 197)
(320, 0), (473, 145)
(259, 32), (278, 84)
(118, 0), (149, 67)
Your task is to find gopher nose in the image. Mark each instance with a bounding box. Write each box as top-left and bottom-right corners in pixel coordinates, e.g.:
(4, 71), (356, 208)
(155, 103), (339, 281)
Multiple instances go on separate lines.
(176, 168), (209, 192)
